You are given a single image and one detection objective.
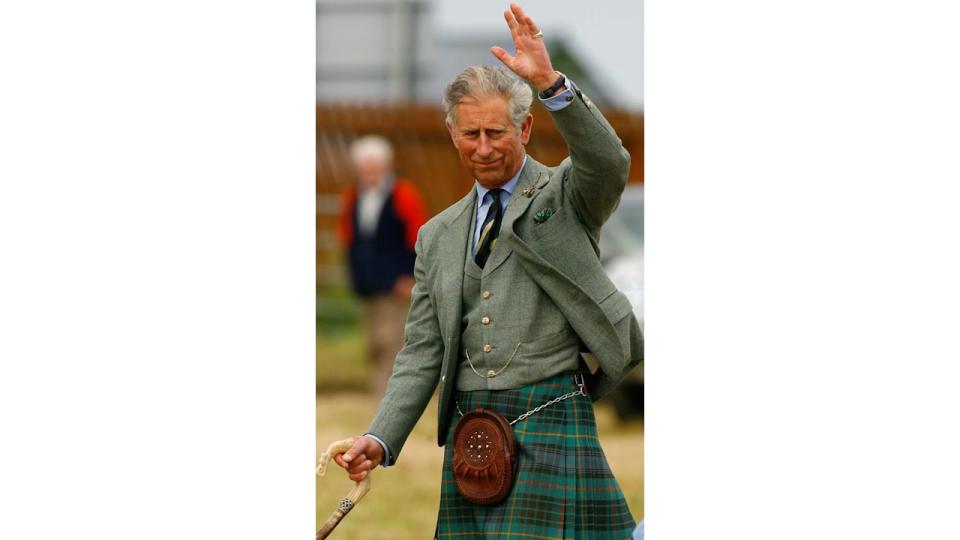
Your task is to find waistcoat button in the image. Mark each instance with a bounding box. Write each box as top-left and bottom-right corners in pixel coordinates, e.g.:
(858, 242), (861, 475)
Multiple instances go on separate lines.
(483, 344), (492, 353)
(481, 316), (490, 325)
(487, 369), (496, 377)
(482, 291), (491, 299)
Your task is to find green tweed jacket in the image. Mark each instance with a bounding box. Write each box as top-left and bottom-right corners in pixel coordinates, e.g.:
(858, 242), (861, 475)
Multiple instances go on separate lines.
(368, 88), (644, 461)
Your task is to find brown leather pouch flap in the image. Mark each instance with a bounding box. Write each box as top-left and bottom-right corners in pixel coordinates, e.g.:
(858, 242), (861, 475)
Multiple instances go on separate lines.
(451, 408), (517, 505)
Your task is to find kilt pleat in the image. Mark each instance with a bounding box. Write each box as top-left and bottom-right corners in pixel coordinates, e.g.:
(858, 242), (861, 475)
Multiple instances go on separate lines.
(436, 371), (636, 539)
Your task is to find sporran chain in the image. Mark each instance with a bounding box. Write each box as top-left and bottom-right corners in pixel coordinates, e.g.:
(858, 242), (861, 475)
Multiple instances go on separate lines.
(455, 373), (587, 426)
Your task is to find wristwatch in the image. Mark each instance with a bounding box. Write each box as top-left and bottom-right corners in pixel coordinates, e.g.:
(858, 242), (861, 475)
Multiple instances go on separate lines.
(538, 72), (566, 99)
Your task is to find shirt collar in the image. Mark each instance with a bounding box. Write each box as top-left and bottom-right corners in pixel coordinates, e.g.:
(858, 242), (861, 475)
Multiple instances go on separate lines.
(474, 155), (527, 205)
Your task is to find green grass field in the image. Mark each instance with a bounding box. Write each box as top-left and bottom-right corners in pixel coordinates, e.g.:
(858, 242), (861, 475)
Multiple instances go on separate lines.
(317, 331), (643, 539)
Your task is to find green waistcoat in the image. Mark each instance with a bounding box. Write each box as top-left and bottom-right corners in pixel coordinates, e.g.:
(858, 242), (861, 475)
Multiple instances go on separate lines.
(457, 199), (581, 391)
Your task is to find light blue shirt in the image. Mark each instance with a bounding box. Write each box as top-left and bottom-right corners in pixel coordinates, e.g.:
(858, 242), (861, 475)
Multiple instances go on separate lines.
(367, 78), (579, 468)
(540, 75), (579, 112)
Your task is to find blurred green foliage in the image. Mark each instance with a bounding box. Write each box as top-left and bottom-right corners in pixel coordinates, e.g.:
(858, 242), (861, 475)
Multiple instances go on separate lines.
(316, 286), (360, 337)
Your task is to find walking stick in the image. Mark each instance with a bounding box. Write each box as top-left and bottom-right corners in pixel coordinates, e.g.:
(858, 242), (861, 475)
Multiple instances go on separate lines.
(316, 438), (372, 540)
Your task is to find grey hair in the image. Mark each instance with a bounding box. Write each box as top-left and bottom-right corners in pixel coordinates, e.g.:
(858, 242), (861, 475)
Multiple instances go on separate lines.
(349, 135), (393, 166)
(443, 65), (533, 129)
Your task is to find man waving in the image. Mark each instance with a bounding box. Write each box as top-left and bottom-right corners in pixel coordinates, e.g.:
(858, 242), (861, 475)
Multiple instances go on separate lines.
(335, 4), (642, 538)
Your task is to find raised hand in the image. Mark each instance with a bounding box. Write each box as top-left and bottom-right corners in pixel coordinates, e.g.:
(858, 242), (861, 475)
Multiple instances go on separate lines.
(490, 3), (558, 92)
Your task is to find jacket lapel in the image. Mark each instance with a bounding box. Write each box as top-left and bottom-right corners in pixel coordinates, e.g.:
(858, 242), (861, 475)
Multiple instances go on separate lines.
(507, 158), (551, 230)
(435, 190), (475, 341)
(483, 158), (551, 274)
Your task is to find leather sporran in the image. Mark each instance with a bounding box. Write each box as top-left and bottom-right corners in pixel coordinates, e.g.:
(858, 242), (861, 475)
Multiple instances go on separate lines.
(451, 408), (517, 505)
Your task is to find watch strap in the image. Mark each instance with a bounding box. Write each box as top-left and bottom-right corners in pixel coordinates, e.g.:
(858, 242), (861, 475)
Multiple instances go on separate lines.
(538, 72), (566, 99)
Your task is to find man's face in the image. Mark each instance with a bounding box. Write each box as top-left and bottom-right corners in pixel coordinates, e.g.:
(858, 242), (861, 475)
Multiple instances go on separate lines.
(353, 156), (389, 191)
(447, 94), (533, 189)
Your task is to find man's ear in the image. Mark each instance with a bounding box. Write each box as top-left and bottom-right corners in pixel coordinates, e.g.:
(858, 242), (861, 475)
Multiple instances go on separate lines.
(519, 113), (534, 145)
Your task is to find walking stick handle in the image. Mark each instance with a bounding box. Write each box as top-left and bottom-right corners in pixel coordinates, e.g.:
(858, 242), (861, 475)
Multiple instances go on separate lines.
(316, 438), (372, 540)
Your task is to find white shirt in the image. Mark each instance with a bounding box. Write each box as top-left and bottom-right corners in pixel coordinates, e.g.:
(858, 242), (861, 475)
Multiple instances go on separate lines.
(356, 175), (394, 236)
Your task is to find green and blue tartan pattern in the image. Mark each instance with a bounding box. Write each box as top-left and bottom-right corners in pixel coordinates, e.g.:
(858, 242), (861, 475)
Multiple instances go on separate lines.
(436, 372), (636, 539)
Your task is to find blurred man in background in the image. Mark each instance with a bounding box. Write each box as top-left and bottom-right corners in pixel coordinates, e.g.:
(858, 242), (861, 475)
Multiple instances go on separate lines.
(337, 135), (428, 397)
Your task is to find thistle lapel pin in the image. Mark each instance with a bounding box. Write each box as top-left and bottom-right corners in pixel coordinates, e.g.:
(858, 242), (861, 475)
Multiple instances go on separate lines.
(520, 186), (537, 198)
(534, 208), (555, 223)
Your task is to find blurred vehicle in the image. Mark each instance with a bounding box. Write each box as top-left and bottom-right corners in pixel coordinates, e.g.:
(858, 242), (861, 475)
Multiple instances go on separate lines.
(598, 186), (644, 421)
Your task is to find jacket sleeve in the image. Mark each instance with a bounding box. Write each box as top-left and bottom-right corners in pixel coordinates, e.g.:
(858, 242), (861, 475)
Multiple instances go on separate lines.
(366, 227), (444, 463)
(335, 187), (357, 249)
(549, 90), (631, 235)
(543, 91), (642, 400)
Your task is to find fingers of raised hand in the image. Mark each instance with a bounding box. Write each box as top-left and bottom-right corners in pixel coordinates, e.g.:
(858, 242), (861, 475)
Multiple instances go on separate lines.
(503, 8), (519, 33)
(511, 3), (539, 34)
(490, 46), (514, 66)
(507, 3), (540, 39)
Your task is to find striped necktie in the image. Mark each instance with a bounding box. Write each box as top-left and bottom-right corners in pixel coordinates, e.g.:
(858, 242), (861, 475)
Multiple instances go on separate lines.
(475, 188), (504, 269)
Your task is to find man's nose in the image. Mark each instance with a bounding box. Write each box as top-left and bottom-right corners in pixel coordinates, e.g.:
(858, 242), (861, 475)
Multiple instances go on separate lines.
(476, 134), (493, 156)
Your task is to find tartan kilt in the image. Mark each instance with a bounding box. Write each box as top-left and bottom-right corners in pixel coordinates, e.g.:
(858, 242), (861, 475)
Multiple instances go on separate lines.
(436, 371), (636, 539)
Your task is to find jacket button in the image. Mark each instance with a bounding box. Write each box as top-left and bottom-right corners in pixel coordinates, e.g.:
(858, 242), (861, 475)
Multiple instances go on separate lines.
(483, 344), (492, 353)
(482, 291), (491, 299)
(481, 316), (490, 325)
(487, 370), (497, 378)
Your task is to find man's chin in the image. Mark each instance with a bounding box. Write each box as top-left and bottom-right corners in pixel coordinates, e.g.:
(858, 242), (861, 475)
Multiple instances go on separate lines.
(474, 171), (508, 188)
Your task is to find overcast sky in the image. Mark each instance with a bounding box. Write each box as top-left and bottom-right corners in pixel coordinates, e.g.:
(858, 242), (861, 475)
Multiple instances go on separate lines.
(433, 0), (643, 109)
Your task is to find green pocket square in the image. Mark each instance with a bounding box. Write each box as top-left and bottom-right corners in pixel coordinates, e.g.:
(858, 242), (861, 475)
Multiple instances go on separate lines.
(534, 208), (555, 223)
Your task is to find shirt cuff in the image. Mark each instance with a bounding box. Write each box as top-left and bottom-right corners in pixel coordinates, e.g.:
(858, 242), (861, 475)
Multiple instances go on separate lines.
(539, 76), (578, 112)
(363, 433), (393, 467)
